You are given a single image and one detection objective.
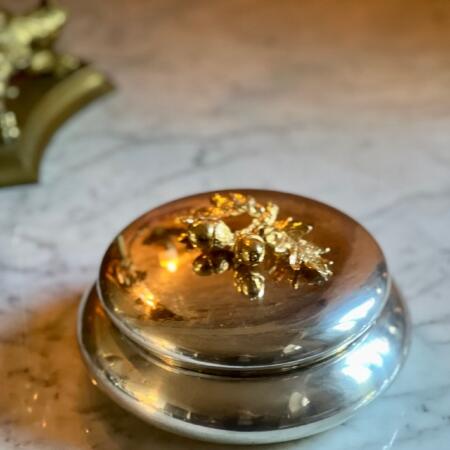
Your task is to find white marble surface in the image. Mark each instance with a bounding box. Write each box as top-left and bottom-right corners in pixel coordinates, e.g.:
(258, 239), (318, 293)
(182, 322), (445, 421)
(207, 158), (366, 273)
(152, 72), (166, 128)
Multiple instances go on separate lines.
(1, 0), (450, 448)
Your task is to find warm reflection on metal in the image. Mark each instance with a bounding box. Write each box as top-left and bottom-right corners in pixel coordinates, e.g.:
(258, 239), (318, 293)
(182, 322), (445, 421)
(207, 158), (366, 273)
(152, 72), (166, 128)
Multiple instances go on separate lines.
(78, 284), (410, 444)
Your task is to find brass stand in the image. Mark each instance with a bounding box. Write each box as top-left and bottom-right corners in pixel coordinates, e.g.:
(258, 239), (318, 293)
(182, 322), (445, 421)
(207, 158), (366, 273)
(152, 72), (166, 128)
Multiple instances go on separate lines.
(0, 66), (113, 187)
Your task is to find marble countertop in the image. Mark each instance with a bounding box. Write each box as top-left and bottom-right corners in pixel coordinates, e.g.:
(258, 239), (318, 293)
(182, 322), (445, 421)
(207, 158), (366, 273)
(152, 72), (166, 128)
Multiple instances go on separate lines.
(1, 0), (449, 449)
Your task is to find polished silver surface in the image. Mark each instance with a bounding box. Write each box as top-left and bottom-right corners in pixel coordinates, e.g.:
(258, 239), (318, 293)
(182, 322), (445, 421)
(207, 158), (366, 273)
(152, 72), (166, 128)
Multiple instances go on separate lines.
(78, 284), (410, 445)
(97, 190), (389, 373)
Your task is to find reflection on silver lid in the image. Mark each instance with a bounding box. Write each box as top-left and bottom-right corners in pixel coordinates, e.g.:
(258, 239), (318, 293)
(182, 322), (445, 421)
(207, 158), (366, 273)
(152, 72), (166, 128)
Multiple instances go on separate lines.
(97, 190), (389, 373)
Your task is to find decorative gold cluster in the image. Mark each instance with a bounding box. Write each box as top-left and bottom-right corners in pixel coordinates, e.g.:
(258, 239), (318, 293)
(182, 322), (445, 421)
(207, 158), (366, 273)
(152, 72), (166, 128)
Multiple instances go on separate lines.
(179, 193), (333, 300)
(0, 2), (80, 142)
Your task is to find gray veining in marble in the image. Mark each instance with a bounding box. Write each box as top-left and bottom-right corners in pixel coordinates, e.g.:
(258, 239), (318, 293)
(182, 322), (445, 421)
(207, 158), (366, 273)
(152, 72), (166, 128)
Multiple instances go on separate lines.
(0, 0), (449, 449)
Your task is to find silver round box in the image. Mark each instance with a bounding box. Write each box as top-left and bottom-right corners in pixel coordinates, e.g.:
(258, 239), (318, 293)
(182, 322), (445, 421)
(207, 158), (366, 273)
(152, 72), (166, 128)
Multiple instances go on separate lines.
(77, 190), (411, 445)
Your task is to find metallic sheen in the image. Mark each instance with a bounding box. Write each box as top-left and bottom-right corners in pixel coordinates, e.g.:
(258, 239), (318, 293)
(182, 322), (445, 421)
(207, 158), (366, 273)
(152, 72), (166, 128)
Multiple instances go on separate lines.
(0, 3), (113, 188)
(78, 283), (410, 444)
(0, 2), (78, 143)
(179, 192), (333, 300)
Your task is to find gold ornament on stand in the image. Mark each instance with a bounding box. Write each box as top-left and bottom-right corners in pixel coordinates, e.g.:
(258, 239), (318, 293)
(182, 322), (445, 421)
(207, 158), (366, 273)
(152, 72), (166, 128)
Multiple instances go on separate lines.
(178, 192), (334, 300)
(0, 1), (113, 187)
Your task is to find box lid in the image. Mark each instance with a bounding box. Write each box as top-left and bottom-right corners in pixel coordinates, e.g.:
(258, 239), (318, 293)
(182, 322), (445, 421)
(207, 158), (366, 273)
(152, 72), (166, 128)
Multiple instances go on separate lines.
(97, 190), (389, 373)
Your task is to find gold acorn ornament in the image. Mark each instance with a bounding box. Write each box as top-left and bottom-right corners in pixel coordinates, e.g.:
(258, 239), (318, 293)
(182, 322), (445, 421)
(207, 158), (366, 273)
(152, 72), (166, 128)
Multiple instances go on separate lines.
(177, 192), (334, 301)
(187, 219), (234, 251)
(234, 234), (266, 266)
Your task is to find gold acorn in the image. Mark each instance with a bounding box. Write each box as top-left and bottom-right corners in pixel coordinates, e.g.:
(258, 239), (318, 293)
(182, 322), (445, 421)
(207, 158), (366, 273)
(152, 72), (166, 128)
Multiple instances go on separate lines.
(234, 234), (266, 266)
(187, 219), (234, 250)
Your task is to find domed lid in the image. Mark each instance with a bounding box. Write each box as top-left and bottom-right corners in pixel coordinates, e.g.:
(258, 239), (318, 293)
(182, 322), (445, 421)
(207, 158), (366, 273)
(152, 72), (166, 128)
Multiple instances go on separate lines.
(97, 190), (389, 373)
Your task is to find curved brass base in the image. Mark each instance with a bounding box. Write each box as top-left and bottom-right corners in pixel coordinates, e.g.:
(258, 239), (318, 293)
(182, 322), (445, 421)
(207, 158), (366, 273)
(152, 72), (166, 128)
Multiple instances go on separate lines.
(0, 66), (113, 187)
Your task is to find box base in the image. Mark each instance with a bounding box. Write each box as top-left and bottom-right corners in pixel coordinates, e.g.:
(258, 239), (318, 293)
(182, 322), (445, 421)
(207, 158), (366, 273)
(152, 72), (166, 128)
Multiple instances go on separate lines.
(77, 284), (410, 445)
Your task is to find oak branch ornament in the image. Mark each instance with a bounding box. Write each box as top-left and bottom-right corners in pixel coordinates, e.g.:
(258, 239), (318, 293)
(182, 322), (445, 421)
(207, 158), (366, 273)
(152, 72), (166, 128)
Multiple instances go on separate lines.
(179, 193), (334, 300)
(0, 1), (80, 142)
